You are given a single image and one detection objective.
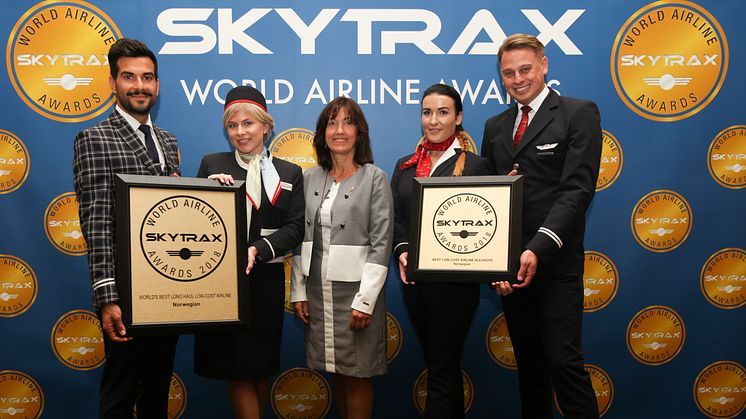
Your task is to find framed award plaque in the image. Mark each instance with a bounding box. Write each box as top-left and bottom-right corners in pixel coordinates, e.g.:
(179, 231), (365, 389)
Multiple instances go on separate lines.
(114, 174), (247, 335)
(407, 175), (523, 283)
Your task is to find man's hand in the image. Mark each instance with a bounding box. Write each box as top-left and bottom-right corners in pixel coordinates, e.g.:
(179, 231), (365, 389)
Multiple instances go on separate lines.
(513, 249), (538, 289)
(398, 252), (414, 284)
(101, 302), (131, 342)
(293, 301), (310, 325)
(246, 246), (258, 274)
(350, 309), (371, 330)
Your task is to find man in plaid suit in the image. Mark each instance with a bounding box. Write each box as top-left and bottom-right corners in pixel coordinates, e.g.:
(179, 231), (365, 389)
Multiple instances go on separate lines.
(73, 38), (180, 418)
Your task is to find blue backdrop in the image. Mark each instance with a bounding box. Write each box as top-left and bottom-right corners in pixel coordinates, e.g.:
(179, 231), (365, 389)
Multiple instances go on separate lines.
(1, 0), (744, 418)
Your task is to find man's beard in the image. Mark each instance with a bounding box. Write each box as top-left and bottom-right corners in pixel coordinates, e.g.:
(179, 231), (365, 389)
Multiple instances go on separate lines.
(117, 89), (156, 116)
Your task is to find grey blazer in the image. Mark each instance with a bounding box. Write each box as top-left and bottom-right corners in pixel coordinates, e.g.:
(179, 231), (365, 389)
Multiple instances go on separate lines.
(291, 164), (394, 314)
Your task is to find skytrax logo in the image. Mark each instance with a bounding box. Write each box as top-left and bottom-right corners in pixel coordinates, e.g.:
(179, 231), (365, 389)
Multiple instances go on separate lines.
(157, 8), (585, 55)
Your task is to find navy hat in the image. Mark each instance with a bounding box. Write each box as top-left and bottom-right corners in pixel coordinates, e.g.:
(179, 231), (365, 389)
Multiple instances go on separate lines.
(224, 86), (267, 112)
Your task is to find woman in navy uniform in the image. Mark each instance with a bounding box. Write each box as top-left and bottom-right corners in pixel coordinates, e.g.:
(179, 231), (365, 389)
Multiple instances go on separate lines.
(390, 83), (510, 419)
(193, 86), (304, 419)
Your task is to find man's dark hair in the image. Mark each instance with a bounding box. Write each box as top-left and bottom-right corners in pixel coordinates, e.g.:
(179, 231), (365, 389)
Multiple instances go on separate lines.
(108, 38), (158, 79)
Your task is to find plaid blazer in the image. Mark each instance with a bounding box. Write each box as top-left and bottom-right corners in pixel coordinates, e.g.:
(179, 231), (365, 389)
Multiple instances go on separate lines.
(73, 110), (180, 308)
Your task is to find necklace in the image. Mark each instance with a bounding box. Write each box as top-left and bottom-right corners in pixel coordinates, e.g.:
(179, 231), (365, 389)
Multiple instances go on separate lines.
(330, 165), (358, 182)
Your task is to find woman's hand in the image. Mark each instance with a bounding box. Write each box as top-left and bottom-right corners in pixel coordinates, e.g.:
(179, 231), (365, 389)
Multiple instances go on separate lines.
(398, 252), (413, 284)
(208, 173), (234, 185)
(492, 281), (514, 296)
(350, 309), (371, 330)
(294, 301), (310, 324)
(246, 246), (257, 274)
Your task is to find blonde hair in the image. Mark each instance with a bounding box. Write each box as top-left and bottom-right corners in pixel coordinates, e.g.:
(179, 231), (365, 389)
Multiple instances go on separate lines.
(498, 34), (545, 63)
(223, 102), (275, 141)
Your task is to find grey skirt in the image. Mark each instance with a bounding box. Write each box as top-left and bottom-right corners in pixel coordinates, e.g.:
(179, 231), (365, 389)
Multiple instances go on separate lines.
(304, 219), (387, 377)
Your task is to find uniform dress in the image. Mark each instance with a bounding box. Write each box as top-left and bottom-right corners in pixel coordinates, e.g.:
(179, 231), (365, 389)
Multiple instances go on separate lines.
(291, 164), (394, 377)
(193, 151), (304, 379)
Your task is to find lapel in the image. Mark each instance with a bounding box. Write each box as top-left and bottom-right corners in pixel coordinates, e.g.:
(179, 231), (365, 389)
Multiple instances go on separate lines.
(515, 89), (559, 155)
(109, 111), (162, 175)
(431, 150), (459, 177)
(498, 106), (519, 158)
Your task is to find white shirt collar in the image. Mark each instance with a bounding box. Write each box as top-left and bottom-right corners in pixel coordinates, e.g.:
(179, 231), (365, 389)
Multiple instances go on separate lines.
(429, 135), (461, 175)
(523, 84), (550, 114)
(513, 84), (550, 133)
(115, 104), (152, 132)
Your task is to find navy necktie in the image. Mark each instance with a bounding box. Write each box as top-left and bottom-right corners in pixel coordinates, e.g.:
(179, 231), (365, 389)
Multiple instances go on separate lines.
(138, 124), (162, 173)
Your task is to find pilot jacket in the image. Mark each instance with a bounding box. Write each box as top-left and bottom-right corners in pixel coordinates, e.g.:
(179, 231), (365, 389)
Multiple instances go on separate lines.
(481, 88), (602, 419)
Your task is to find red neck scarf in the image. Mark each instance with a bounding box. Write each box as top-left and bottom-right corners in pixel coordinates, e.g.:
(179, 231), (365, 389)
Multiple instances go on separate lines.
(400, 133), (457, 177)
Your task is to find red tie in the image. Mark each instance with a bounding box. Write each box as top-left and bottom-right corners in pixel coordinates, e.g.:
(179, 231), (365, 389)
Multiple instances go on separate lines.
(513, 105), (531, 149)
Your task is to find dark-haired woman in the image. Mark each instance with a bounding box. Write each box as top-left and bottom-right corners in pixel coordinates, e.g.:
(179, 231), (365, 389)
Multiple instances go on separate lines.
(193, 86), (304, 419)
(291, 97), (393, 419)
(391, 83), (511, 418)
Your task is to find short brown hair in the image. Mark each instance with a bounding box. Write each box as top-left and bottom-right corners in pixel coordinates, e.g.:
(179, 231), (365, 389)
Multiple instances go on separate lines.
(498, 34), (545, 64)
(313, 97), (374, 171)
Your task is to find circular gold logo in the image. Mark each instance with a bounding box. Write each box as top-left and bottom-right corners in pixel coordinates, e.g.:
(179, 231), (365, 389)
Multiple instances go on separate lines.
(270, 128), (317, 172)
(168, 373), (187, 419)
(271, 368), (331, 418)
(596, 130), (623, 192)
(700, 248), (746, 309)
(611, 1), (728, 122)
(0, 370), (44, 418)
(386, 312), (403, 364)
(555, 364), (614, 417)
(631, 190), (692, 252)
(50, 309), (104, 370)
(432, 193), (496, 254)
(583, 251), (619, 312)
(626, 305), (685, 365)
(140, 196), (227, 282)
(44, 192), (87, 256)
(708, 125), (745, 189)
(283, 257), (294, 313)
(413, 369), (474, 415)
(418, 130), (478, 154)
(486, 312), (516, 369)
(0, 254), (38, 318)
(694, 361), (746, 419)
(6, 0), (121, 122)
(0, 129), (30, 194)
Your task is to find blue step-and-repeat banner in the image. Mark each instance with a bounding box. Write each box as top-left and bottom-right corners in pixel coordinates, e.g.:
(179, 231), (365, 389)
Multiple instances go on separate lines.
(1, 0), (744, 417)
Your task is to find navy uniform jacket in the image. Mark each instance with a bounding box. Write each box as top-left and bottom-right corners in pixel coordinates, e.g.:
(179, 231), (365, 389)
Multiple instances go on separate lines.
(391, 149), (492, 307)
(481, 89), (601, 276)
(197, 152), (304, 263)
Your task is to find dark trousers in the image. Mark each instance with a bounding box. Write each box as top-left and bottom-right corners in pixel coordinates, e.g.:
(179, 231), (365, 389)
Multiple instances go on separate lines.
(502, 273), (598, 419)
(99, 334), (178, 419)
(407, 301), (476, 419)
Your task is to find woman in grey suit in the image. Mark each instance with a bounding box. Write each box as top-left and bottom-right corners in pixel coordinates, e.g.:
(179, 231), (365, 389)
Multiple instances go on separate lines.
(291, 97), (394, 419)
(193, 86), (304, 419)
